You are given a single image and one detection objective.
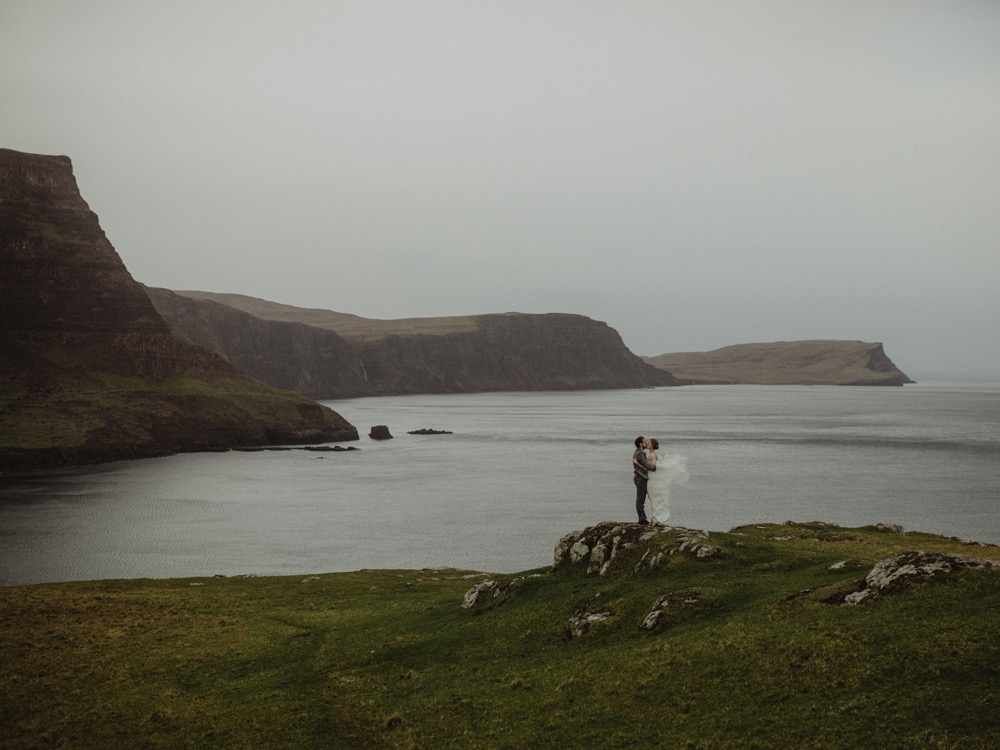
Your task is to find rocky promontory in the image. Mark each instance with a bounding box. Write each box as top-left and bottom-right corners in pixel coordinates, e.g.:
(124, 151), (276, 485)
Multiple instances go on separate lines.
(147, 290), (680, 398)
(644, 340), (914, 386)
(0, 148), (358, 472)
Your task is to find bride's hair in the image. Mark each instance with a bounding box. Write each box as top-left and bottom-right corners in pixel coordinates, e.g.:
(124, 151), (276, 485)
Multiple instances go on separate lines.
(650, 438), (659, 450)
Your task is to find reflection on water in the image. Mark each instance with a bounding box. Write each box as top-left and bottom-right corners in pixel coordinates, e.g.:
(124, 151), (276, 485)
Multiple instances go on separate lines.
(2, 379), (998, 585)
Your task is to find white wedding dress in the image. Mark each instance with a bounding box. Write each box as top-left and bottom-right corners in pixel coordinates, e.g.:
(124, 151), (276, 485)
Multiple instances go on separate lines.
(646, 450), (689, 525)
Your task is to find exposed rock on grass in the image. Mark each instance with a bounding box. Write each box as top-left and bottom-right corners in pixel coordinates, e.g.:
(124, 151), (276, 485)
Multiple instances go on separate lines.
(828, 560), (857, 570)
(834, 550), (1000, 605)
(553, 522), (661, 576)
(639, 588), (710, 631)
(635, 529), (722, 573)
(554, 523), (722, 577)
(564, 610), (613, 639)
(461, 576), (524, 609)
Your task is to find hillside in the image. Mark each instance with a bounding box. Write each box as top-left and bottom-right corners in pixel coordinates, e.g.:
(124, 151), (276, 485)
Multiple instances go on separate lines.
(168, 290), (482, 339)
(1, 521), (997, 748)
(645, 340), (914, 386)
(0, 148), (357, 472)
(148, 289), (680, 398)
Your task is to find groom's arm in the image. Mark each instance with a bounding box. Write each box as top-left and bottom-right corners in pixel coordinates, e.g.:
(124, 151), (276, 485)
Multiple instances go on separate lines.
(633, 452), (655, 472)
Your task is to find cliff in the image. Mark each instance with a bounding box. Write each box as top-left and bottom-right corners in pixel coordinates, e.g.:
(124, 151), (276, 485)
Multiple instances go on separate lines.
(644, 340), (914, 386)
(147, 290), (680, 398)
(0, 148), (358, 472)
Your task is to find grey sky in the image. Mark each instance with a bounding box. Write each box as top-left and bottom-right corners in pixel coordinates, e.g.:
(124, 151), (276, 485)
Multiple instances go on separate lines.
(3, 2), (999, 374)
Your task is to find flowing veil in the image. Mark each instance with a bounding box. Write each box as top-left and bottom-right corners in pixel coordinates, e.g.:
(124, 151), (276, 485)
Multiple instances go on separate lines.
(647, 452), (689, 524)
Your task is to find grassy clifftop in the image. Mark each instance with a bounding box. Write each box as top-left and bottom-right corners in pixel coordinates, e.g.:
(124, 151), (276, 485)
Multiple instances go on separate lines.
(0, 336), (357, 470)
(645, 340), (914, 386)
(2, 522), (997, 748)
(171, 289), (482, 340)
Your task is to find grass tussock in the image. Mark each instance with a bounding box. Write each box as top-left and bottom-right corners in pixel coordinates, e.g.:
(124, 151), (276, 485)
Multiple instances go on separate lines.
(2, 523), (998, 749)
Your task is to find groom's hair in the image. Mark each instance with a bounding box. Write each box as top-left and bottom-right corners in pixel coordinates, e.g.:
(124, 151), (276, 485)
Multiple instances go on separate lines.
(634, 436), (644, 448)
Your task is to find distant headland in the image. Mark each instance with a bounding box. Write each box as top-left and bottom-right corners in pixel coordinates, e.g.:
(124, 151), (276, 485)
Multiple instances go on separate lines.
(644, 340), (914, 386)
(146, 288), (679, 399)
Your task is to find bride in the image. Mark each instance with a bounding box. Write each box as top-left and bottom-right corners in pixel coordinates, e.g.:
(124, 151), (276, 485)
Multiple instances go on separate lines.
(646, 438), (689, 526)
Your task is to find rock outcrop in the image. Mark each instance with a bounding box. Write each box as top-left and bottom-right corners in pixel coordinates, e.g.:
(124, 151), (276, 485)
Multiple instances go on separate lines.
(0, 148), (358, 472)
(552, 522), (722, 577)
(639, 588), (711, 632)
(147, 289), (681, 399)
(836, 551), (1000, 605)
(460, 521), (1000, 648)
(644, 340), (913, 386)
(461, 577), (526, 609)
(565, 609), (613, 639)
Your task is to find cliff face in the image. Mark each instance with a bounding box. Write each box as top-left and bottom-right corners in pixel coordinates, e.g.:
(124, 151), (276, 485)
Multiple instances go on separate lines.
(644, 340), (914, 386)
(0, 149), (357, 472)
(148, 290), (680, 398)
(0, 151), (174, 370)
(144, 287), (369, 397)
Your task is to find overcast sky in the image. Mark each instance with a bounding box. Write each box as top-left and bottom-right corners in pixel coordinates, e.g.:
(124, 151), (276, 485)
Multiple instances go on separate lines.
(3, 2), (999, 374)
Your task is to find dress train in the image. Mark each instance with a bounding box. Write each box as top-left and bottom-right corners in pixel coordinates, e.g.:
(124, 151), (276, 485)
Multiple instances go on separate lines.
(647, 452), (689, 525)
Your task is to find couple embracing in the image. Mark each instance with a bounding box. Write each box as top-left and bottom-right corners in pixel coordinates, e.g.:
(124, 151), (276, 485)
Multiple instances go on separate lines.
(632, 435), (689, 526)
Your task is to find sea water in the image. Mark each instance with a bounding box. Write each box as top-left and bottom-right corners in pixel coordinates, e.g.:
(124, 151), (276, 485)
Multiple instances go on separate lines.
(1, 377), (998, 585)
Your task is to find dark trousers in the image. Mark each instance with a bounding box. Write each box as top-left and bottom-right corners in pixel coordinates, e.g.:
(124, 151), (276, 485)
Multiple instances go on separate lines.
(633, 473), (648, 523)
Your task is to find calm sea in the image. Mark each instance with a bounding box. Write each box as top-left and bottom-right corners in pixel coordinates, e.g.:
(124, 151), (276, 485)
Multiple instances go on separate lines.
(1, 377), (998, 586)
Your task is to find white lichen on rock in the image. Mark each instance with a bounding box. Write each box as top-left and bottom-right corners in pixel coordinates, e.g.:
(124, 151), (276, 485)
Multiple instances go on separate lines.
(841, 550), (999, 605)
(640, 589), (706, 631)
(565, 611), (612, 638)
(461, 576), (525, 608)
(554, 522), (719, 578)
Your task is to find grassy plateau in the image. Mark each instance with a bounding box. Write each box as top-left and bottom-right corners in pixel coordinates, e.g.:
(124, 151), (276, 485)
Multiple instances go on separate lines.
(1, 522), (998, 749)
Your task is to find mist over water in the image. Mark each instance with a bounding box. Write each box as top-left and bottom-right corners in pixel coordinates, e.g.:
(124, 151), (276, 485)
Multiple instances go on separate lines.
(2, 378), (998, 586)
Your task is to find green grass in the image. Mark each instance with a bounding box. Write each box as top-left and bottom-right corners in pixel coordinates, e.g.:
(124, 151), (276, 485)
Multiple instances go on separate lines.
(2, 325), (354, 452)
(1, 349), (340, 452)
(2, 523), (998, 749)
(19, 216), (91, 246)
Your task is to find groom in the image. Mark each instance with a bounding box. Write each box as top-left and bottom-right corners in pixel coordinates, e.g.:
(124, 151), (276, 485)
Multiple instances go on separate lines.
(632, 436), (656, 525)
